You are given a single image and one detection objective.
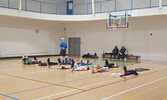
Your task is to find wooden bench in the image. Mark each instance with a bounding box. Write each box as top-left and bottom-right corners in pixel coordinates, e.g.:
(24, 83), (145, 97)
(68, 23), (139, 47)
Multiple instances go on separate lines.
(127, 55), (140, 60)
(102, 53), (140, 60)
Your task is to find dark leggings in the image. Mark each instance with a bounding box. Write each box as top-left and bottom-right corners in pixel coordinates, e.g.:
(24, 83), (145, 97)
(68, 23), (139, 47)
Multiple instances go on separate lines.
(123, 66), (133, 76)
(105, 60), (114, 68)
(123, 66), (127, 73)
(110, 53), (118, 59)
(71, 60), (74, 68)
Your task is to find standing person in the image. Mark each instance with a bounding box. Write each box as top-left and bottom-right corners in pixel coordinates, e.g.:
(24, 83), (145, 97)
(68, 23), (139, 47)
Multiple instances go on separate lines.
(60, 38), (67, 64)
(110, 46), (119, 59)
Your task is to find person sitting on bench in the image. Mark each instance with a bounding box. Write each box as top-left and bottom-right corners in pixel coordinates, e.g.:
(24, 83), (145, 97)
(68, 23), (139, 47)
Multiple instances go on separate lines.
(120, 66), (138, 77)
(105, 59), (119, 68)
(118, 46), (128, 61)
(110, 46), (119, 59)
(92, 64), (108, 73)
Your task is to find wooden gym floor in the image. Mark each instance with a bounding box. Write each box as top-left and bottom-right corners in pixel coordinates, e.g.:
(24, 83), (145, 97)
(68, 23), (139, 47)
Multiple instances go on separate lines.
(0, 56), (167, 100)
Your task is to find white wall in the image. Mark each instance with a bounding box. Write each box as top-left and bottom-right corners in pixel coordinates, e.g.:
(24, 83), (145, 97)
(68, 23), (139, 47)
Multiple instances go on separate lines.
(0, 16), (66, 57)
(66, 15), (167, 61)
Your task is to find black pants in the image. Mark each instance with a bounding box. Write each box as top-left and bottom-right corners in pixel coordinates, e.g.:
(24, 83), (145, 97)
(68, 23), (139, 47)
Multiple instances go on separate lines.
(105, 59), (114, 68)
(60, 49), (66, 56)
(118, 53), (127, 59)
(110, 53), (118, 59)
(123, 66), (134, 76)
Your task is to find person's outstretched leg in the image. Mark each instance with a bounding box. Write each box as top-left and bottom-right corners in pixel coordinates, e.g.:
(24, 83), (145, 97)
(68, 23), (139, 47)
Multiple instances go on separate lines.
(34, 56), (37, 60)
(58, 58), (61, 64)
(47, 58), (51, 65)
(71, 60), (75, 68)
(105, 59), (109, 66)
(123, 66), (127, 73)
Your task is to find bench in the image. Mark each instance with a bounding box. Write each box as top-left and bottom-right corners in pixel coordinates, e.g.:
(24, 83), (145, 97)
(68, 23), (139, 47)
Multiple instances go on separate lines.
(102, 53), (140, 60)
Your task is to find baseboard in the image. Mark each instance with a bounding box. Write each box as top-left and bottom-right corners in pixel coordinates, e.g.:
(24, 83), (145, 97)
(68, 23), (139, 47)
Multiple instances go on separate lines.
(0, 54), (62, 59)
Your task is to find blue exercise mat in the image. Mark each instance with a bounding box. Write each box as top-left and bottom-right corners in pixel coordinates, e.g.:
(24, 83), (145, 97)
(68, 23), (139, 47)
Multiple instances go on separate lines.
(136, 68), (150, 72)
(77, 63), (93, 66)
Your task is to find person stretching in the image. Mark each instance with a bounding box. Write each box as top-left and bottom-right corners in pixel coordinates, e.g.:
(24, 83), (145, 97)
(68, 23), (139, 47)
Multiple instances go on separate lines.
(72, 63), (90, 71)
(120, 66), (138, 77)
(105, 59), (119, 68)
(92, 64), (108, 73)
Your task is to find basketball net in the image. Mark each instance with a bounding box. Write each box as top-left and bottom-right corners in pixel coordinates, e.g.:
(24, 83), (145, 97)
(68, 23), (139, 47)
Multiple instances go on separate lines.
(112, 22), (118, 30)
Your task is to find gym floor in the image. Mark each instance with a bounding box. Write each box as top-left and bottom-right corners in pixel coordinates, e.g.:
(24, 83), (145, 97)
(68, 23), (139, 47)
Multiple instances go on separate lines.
(0, 56), (167, 100)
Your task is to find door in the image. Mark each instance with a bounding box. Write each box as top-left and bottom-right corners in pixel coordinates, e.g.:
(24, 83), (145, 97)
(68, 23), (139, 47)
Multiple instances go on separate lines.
(67, 1), (73, 15)
(68, 37), (80, 56)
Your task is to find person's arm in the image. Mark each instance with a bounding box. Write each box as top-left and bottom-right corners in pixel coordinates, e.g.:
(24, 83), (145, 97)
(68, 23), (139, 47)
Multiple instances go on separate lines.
(64, 42), (67, 49)
(60, 42), (63, 48)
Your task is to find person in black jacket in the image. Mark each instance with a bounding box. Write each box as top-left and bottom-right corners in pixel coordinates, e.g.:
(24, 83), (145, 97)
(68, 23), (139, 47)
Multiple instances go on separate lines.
(105, 59), (118, 68)
(110, 46), (119, 59)
(120, 66), (138, 77)
(118, 46), (128, 60)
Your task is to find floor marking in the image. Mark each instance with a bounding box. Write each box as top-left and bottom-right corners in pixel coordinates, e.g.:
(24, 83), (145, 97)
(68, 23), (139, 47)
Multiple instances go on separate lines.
(34, 89), (76, 100)
(36, 71), (155, 100)
(102, 76), (167, 100)
(0, 73), (84, 91)
(6, 73), (106, 95)
(162, 97), (167, 100)
(0, 93), (19, 100)
(0, 69), (58, 79)
(7, 85), (54, 95)
(60, 76), (95, 84)
(34, 78), (120, 100)
(2, 65), (165, 99)
(125, 82), (167, 100)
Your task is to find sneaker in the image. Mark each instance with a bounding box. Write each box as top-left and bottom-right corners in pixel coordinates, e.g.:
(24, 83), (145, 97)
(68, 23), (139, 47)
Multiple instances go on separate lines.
(72, 68), (74, 71)
(120, 75), (124, 77)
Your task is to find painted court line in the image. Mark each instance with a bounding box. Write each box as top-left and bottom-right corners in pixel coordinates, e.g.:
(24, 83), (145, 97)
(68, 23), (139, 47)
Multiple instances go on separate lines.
(0, 69), (57, 79)
(51, 71), (156, 100)
(6, 73), (106, 95)
(163, 97), (167, 100)
(35, 70), (157, 100)
(3, 66), (165, 98)
(7, 85), (54, 95)
(125, 82), (167, 100)
(34, 89), (77, 100)
(0, 93), (19, 100)
(6, 76), (95, 95)
(34, 78), (120, 100)
(0, 73), (84, 91)
(102, 76), (167, 100)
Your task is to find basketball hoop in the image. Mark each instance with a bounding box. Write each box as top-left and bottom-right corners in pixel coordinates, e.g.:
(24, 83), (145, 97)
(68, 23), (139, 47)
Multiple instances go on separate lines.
(112, 22), (119, 26)
(111, 22), (118, 30)
(106, 12), (131, 29)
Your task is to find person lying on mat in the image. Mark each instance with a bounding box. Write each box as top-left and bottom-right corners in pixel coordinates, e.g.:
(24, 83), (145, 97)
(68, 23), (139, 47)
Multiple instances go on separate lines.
(61, 59), (75, 69)
(22, 56), (41, 64)
(120, 66), (138, 77)
(58, 57), (75, 65)
(105, 59), (119, 68)
(72, 63), (90, 71)
(38, 58), (58, 66)
(92, 64), (108, 73)
(78, 59), (89, 64)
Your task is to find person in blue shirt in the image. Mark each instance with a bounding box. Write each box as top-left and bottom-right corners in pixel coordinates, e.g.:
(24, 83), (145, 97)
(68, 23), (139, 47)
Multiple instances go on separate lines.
(59, 38), (67, 64)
